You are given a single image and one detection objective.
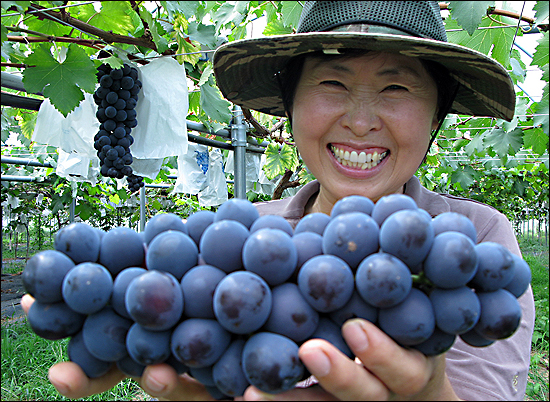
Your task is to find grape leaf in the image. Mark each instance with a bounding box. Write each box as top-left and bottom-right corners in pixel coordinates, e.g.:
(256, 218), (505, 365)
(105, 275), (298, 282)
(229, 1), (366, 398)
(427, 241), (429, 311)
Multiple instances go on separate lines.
(281, 1), (302, 28)
(188, 21), (218, 48)
(262, 142), (299, 180)
(212, 2), (246, 32)
(532, 32), (549, 70)
(445, 15), (515, 68)
(161, 1), (199, 20)
(200, 82), (232, 124)
(88, 1), (138, 36)
(138, 8), (169, 54)
(448, 1), (495, 36)
(22, 44), (97, 116)
(464, 132), (486, 156)
(451, 165), (477, 190)
(533, 0), (549, 25)
(523, 127), (549, 156)
(483, 127), (523, 158)
(263, 19), (294, 36)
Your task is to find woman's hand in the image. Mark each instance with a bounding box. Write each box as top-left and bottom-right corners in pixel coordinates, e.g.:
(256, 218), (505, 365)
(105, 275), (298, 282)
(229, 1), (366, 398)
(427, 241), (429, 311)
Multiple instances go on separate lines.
(22, 294), (459, 401)
(21, 294), (213, 401)
(242, 318), (460, 401)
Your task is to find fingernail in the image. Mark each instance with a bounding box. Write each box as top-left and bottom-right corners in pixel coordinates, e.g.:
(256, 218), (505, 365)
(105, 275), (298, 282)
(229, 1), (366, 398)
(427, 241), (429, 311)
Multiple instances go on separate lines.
(50, 379), (69, 395)
(344, 319), (369, 352)
(144, 373), (166, 393)
(300, 346), (331, 378)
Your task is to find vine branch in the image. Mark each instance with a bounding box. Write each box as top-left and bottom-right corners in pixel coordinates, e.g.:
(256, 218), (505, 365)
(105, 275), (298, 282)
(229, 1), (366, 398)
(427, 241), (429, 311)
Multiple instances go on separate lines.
(25, 2), (167, 53)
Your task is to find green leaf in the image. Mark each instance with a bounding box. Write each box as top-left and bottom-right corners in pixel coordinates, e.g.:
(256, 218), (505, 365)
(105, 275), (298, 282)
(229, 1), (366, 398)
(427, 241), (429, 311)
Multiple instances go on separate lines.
(1, 22), (8, 44)
(139, 8), (169, 54)
(200, 82), (232, 124)
(464, 132), (486, 156)
(76, 202), (93, 221)
(512, 177), (528, 196)
(88, 1), (138, 36)
(450, 165), (477, 190)
(448, 1), (495, 36)
(524, 127), (549, 156)
(25, 12), (72, 36)
(177, 37), (201, 66)
(484, 127), (523, 159)
(281, 1), (302, 28)
(22, 44), (97, 116)
(188, 21), (218, 48)
(262, 142), (299, 180)
(532, 32), (549, 71)
(109, 193), (121, 205)
(1, 1), (30, 13)
(161, 1), (199, 20)
(534, 83), (549, 136)
(212, 2), (246, 32)
(198, 62), (214, 86)
(263, 19), (294, 36)
(446, 14), (514, 67)
(533, 0), (549, 25)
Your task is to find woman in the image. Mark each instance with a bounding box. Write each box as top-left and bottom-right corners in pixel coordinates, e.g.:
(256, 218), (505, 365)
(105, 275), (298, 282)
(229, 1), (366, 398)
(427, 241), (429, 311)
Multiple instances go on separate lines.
(22, 1), (535, 400)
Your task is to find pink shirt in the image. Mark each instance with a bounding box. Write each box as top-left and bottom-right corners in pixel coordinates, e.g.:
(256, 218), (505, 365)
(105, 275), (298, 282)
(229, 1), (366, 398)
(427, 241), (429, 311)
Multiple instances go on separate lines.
(254, 177), (535, 401)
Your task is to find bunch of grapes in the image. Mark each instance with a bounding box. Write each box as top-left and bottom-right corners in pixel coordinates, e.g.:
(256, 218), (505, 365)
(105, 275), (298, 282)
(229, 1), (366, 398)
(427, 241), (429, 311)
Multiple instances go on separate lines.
(22, 194), (530, 398)
(92, 52), (144, 193)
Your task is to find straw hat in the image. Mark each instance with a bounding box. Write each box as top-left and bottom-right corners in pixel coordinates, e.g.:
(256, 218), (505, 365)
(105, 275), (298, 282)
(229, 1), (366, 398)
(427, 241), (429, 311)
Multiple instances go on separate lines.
(213, 1), (515, 121)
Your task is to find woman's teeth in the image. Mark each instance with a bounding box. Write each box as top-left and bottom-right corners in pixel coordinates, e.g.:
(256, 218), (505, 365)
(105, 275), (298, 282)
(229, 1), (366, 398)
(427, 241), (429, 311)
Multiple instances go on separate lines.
(330, 145), (388, 170)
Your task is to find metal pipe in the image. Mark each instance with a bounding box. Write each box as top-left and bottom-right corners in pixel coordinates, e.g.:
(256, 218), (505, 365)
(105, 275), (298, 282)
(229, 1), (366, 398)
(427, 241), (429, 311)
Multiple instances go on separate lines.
(1, 71), (44, 95)
(1, 175), (39, 182)
(69, 198), (75, 223)
(231, 105), (247, 199)
(139, 186), (145, 232)
(186, 120), (230, 138)
(1, 156), (54, 168)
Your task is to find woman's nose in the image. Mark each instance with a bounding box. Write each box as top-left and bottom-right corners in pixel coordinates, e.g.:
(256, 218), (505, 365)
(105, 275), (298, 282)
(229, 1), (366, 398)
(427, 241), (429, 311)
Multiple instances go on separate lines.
(341, 99), (383, 136)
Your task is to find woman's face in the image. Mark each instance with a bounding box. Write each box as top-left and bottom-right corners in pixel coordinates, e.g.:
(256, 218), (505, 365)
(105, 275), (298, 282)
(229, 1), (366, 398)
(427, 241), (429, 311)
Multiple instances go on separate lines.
(291, 52), (439, 213)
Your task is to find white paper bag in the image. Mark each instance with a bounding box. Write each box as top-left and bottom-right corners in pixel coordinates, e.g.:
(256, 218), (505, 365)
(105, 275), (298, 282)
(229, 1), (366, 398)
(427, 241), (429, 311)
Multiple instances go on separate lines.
(131, 57), (189, 159)
(174, 143), (209, 194)
(198, 148), (228, 207)
(33, 93), (99, 157)
(56, 149), (99, 185)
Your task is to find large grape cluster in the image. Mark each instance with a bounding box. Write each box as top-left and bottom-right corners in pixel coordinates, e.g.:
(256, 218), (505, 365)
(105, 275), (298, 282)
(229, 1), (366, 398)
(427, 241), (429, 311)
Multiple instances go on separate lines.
(92, 52), (144, 193)
(22, 194), (531, 398)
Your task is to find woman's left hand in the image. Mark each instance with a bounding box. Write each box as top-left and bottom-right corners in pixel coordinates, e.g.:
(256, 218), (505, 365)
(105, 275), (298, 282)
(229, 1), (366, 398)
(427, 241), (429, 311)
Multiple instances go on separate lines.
(240, 319), (460, 401)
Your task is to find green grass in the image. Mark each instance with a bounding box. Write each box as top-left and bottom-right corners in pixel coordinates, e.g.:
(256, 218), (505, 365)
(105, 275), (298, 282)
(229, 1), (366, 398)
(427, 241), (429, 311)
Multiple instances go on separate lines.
(519, 235), (549, 401)
(1, 321), (148, 401)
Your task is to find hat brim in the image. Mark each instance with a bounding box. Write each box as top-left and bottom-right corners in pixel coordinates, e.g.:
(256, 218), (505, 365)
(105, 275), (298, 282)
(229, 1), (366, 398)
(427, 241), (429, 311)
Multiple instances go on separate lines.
(213, 32), (515, 121)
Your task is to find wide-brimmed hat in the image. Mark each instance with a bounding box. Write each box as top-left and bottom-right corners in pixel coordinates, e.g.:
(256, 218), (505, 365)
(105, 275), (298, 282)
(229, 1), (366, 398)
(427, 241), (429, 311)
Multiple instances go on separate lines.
(213, 1), (515, 121)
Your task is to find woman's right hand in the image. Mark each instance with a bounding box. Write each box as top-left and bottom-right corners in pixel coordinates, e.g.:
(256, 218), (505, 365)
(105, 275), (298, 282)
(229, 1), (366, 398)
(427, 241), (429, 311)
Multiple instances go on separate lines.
(21, 294), (214, 401)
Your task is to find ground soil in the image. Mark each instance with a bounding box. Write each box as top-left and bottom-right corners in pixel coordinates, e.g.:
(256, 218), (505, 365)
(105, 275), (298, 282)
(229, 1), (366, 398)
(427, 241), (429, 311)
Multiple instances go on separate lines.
(1, 258), (27, 323)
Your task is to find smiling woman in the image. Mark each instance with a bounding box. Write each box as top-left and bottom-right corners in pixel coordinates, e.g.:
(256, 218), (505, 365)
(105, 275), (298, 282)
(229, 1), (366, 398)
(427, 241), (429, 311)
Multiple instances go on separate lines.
(211, 1), (535, 401)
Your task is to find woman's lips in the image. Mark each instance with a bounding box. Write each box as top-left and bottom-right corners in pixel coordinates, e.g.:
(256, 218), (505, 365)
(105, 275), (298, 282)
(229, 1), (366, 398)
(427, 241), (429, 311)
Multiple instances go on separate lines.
(329, 144), (389, 170)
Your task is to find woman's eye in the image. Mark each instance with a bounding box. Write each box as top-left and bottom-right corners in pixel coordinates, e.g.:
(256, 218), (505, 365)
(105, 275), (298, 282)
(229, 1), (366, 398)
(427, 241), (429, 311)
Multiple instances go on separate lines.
(321, 80), (346, 88)
(384, 84), (407, 91)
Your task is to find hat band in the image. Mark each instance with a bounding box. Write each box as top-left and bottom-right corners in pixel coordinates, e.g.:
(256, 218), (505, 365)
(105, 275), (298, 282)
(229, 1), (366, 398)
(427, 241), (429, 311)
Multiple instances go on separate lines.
(328, 23), (415, 37)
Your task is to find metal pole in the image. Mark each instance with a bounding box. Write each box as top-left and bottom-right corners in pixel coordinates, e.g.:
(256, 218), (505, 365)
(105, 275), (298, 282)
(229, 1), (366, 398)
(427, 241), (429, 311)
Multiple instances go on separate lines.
(139, 186), (146, 232)
(231, 105), (247, 199)
(69, 198), (75, 223)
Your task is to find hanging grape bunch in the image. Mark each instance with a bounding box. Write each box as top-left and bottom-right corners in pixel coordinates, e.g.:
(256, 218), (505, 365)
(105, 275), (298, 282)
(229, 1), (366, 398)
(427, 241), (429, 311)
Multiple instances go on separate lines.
(92, 51), (144, 193)
(22, 194), (531, 398)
